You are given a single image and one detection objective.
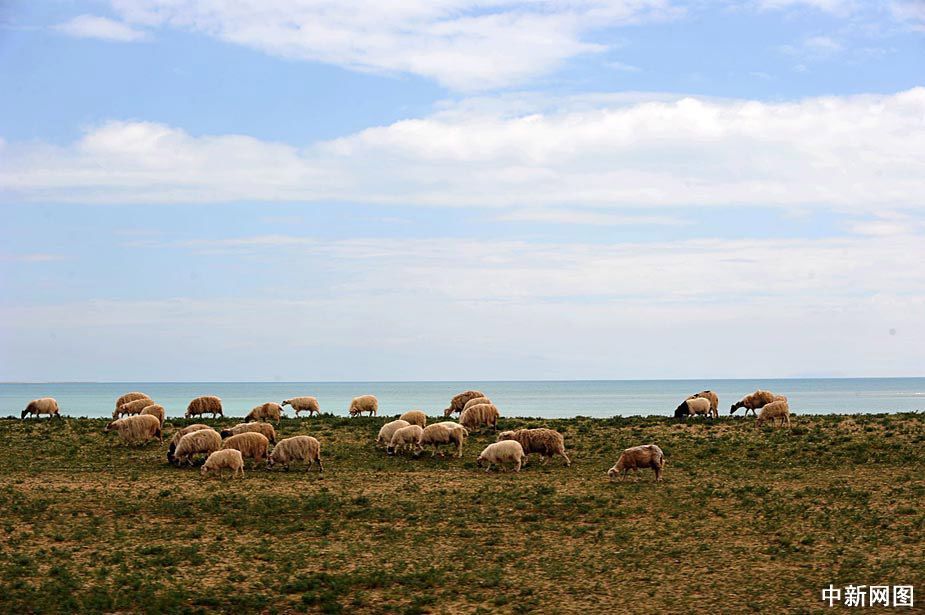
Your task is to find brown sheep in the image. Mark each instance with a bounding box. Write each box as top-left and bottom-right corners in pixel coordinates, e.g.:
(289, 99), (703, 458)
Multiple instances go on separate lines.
(105, 414), (162, 445)
(168, 424), (217, 464)
(282, 396), (321, 417)
(139, 403), (165, 426)
(170, 428), (222, 466)
(399, 409), (427, 428)
(730, 390), (779, 416)
(246, 402), (283, 424)
(267, 436), (323, 472)
(687, 390), (719, 417)
(498, 429), (570, 466)
(349, 395), (378, 417)
(222, 432), (269, 465)
(113, 397), (154, 419)
(459, 403), (499, 432)
(186, 396), (223, 419)
(756, 399), (792, 428)
(608, 444), (666, 482)
(462, 396), (491, 412)
(419, 423), (468, 458)
(221, 422), (277, 444)
(201, 449), (244, 479)
(674, 397), (712, 420)
(443, 390), (486, 417)
(115, 392), (149, 411)
(21, 397), (61, 419)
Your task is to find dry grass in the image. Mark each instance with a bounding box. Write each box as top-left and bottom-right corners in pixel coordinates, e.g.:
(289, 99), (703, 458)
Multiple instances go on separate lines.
(0, 412), (923, 614)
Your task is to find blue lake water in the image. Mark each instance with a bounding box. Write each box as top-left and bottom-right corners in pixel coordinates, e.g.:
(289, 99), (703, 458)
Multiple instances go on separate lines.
(2, 378), (923, 419)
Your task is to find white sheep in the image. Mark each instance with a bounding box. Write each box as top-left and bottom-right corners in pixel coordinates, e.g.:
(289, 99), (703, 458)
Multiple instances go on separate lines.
(674, 397), (712, 419)
(477, 441), (526, 473)
(608, 444), (666, 482)
(756, 399), (792, 428)
(21, 397), (61, 419)
(267, 436), (323, 472)
(399, 409), (427, 427)
(349, 395), (378, 417)
(376, 419), (411, 447)
(282, 396), (321, 417)
(201, 449), (245, 479)
(105, 414), (162, 445)
(170, 428), (223, 466)
(419, 423), (468, 458)
(388, 425), (423, 456)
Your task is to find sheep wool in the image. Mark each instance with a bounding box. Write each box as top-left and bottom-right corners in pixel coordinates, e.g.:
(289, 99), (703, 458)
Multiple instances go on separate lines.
(114, 397), (154, 419)
(186, 396), (223, 419)
(140, 404), (166, 426)
(388, 425), (423, 455)
(221, 422), (277, 444)
(420, 423), (468, 458)
(756, 399), (792, 428)
(675, 397), (712, 419)
(608, 444), (666, 482)
(201, 449), (245, 479)
(459, 403), (499, 431)
(497, 429), (570, 466)
(115, 392), (150, 411)
(377, 420), (411, 447)
(282, 396), (321, 417)
(267, 436), (323, 472)
(477, 441), (526, 473)
(462, 396), (491, 413)
(349, 395), (378, 417)
(168, 424), (212, 448)
(171, 428), (222, 466)
(106, 414), (162, 445)
(222, 432), (270, 464)
(246, 402), (283, 424)
(687, 390), (719, 417)
(399, 409), (427, 428)
(21, 397), (60, 419)
(443, 390), (486, 417)
(730, 390), (779, 416)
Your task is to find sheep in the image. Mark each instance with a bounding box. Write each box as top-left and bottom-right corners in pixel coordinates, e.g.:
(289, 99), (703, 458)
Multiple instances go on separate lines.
(246, 402), (283, 424)
(167, 424), (213, 463)
(459, 403), (499, 432)
(21, 397), (61, 419)
(115, 392), (149, 411)
(186, 396), (223, 419)
(443, 390), (486, 417)
(477, 441), (526, 473)
(419, 423), (469, 458)
(113, 397), (154, 420)
(674, 397), (713, 420)
(201, 449), (244, 479)
(399, 409), (427, 428)
(462, 396), (492, 413)
(687, 390), (719, 417)
(170, 428), (222, 466)
(498, 429), (570, 467)
(267, 436), (323, 472)
(139, 403), (165, 426)
(730, 390), (779, 416)
(282, 396), (321, 417)
(376, 419), (410, 447)
(756, 399), (792, 428)
(220, 422), (277, 444)
(105, 414), (162, 445)
(387, 425), (423, 456)
(222, 432), (270, 465)
(608, 444), (666, 482)
(349, 395), (378, 417)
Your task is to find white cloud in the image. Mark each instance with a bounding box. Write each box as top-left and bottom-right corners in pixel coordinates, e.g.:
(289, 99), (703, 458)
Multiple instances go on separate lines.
(2, 89), (924, 213)
(55, 14), (148, 42)
(101, 0), (681, 90)
(890, 1), (925, 30)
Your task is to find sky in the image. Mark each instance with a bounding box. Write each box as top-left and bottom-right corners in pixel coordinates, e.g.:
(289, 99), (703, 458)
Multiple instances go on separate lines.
(1, 0), (924, 382)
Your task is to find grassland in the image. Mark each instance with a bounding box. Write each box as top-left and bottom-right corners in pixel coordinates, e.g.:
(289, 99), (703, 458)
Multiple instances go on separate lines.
(0, 412), (922, 614)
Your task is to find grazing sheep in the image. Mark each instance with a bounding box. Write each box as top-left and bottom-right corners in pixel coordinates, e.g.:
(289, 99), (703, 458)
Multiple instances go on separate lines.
(388, 425), (423, 456)
(399, 409), (427, 428)
(443, 390), (486, 417)
(139, 404), (165, 426)
(167, 424), (214, 464)
(170, 428), (222, 466)
(349, 395), (378, 417)
(21, 397), (61, 419)
(730, 390), (779, 416)
(222, 432), (270, 465)
(420, 423), (469, 458)
(687, 390), (719, 417)
(201, 449), (244, 479)
(459, 403), (499, 432)
(267, 436), (323, 472)
(282, 396), (321, 417)
(674, 397), (713, 420)
(246, 402), (283, 424)
(105, 414), (162, 445)
(113, 397), (154, 420)
(186, 396), (223, 419)
(608, 444), (666, 482)
(220, 422), (277, 444)
(115, 392), (149, 411)
(756, 399), (792, 428)
(462, 396), (492, 412)
(477, 441), (526, 473)
(498, 429), (570, 466)
(376, 419), (411, 447)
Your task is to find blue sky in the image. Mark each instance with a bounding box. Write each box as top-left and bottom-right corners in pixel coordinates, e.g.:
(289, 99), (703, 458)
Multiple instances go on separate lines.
(1, 0), (924, 381)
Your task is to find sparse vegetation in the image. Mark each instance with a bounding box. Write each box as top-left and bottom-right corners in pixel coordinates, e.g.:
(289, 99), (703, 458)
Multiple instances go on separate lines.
(0, 413), (922, 613)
